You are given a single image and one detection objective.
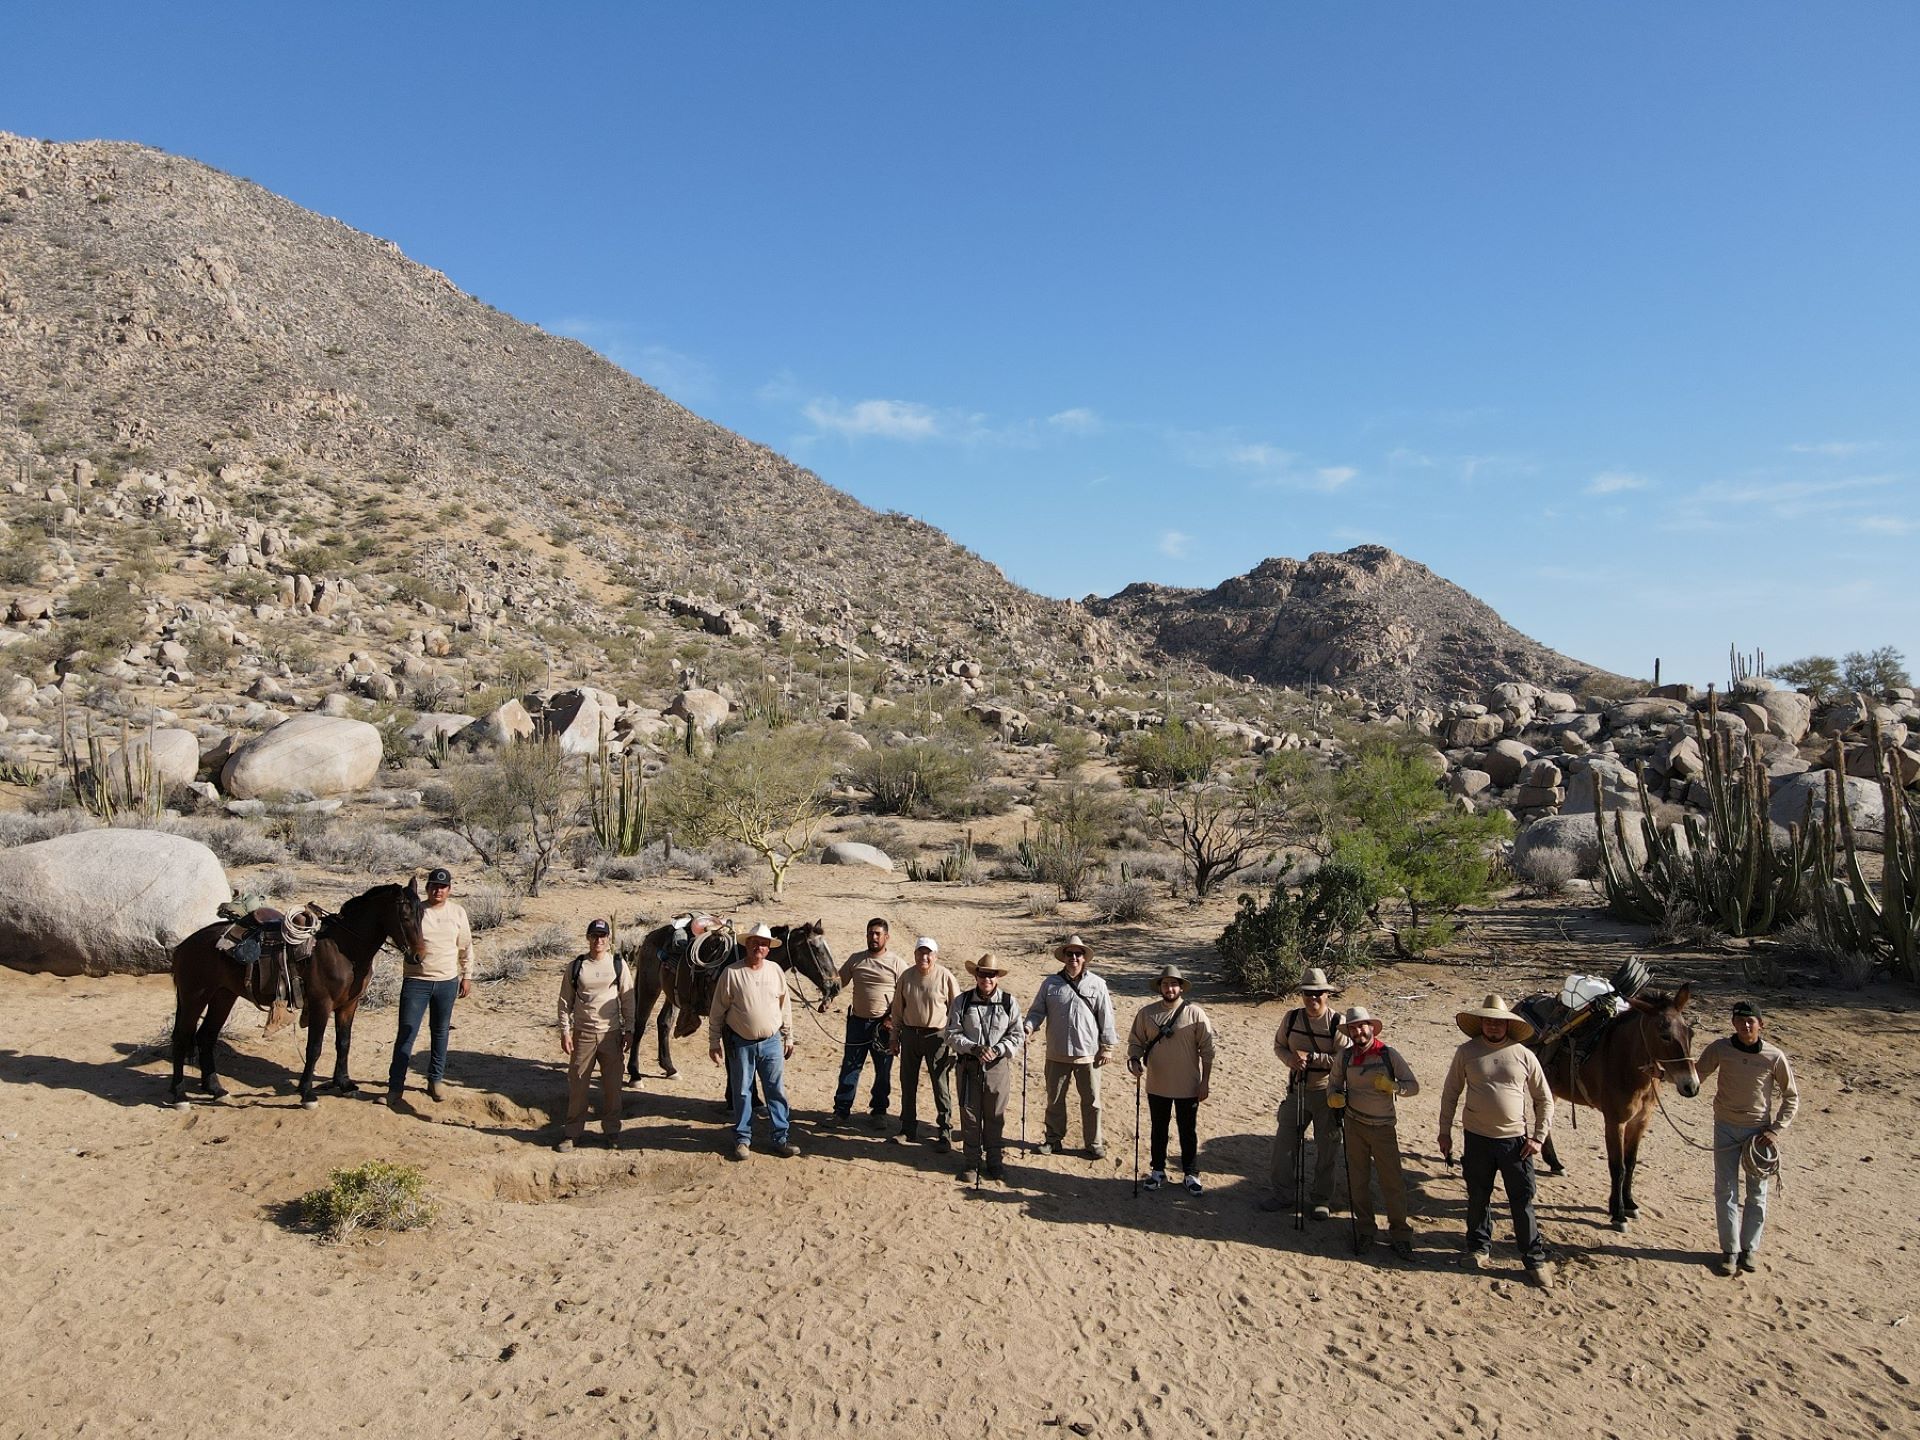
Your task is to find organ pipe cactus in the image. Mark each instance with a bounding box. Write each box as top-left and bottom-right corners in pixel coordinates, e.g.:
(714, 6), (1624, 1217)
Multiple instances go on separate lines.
(1595, 691), (1816, 936)
(1803, 701), (1920, 979)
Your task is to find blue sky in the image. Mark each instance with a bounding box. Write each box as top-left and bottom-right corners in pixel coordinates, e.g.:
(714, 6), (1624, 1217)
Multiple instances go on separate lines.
(10, 3), (1918, 686)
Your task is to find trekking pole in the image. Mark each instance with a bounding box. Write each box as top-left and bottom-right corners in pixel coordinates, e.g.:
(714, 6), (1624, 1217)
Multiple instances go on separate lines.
(1293, 1081), (1307, 1232)
(1342, 1116), (1360, 1255)
(1020, 1043), (1030, 1155)
(1132, 1070), (1142, 1198)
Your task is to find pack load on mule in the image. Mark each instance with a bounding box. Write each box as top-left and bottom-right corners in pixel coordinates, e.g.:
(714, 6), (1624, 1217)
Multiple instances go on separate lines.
(1516, 956), (1650, 1067)
(213, 892), (323, 1032)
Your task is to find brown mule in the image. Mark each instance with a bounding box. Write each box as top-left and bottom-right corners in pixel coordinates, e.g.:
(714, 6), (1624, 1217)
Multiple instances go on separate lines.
(1535, 985), (1700, 1229)
(168, 880), (427, 1108)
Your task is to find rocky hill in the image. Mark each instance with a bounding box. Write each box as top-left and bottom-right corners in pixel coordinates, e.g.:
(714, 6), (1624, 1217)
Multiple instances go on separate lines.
(1089, 545), (1617, 704)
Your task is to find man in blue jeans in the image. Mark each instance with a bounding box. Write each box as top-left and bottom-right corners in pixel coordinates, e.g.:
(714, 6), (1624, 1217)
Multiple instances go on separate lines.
(707, 923), (800, 1160)
(387, 867), (473, 1107)
(833, 917), (905, 1127)
(1696, 1000), (1799, 1275)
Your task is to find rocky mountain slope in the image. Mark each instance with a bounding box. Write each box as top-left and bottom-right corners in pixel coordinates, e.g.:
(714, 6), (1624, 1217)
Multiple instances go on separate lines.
(1089, 545), (1616, 704)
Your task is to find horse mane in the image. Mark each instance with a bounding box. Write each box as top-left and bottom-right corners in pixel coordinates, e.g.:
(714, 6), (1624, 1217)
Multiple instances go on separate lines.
(335, 883), (399, 926)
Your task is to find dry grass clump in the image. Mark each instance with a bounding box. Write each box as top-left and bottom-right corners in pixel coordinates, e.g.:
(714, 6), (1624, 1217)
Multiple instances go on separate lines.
(298, 1160), (435, 1243)
(1512, 844), (1579, 896)
(1088, 875), (1157, 924)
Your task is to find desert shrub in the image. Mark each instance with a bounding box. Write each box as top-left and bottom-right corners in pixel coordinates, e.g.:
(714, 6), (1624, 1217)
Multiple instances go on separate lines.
(1021, 888), (1061, 919)
(170, 817), (290, 869)
(295, 822), (430, 874)
(852, 740), (978, 816)
(298, 1160), (434, 1243)
(834, 815), (910, 852)
(1122, 716), (1234, 787)
(182, 623), (230, 676)
(1216, 860), (1377, 995)
(503, 924), (573, 967)
(438, 741), (581, 897)
(596, 848), (666, 883)
(0, 809), (100, 848)
(58, 578), (145, 657)
(1109, 848), (1184, 884)
(1776, 915), (1877, 988)
(0, 532), (47, 585)
(907, 837), (981, 885)
(656, 727), (839, 893)
(462, 887), (523, 933)
(708, 839), (756, 876)
(1649, 897), (1724, 949)
(1088, 875), (1157, 924)
(1051, 728), (1096, 777)
(1513, 844), (1579, 896)
(674, 848), (717, 884)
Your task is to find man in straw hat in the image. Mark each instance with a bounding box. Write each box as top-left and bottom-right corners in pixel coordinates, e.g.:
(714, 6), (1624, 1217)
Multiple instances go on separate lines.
(1263, 968), (1348, 1220)
(944, 954), (1026, 1183)
(556, 918), (635, 1152)
(1438, 994), (1556, 1287)
(1025, 935), (1119, 1159)
(1126, 965), (1216, 1195)
(1327, 1005), (1419, 1258)
(1695, 1000), (1798, 1276)
(887, 937), (961, 1151)
(707, 923), (800, 1161)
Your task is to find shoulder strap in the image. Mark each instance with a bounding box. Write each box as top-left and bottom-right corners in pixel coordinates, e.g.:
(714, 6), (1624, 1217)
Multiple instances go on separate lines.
(1140, 1000), (1190, 1060)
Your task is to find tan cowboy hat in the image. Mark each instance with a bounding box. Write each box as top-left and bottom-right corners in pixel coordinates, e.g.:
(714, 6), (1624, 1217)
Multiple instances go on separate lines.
(1054, 935), (1092, 962)
(1153, 965), (1189, 990)
(1296, 968), (1342, 995)
(1455, 994), (1533, 1043)
(966, 953), (1010, 978)
(740, 923), (784, 950)
(1341, 1005), (1378, 1033)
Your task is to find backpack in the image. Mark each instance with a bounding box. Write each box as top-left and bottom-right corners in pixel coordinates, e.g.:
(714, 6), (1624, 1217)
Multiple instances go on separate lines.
(569, 950), (625, 996)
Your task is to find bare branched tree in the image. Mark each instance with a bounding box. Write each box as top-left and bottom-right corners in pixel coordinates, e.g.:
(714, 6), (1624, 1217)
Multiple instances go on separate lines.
(658, 727), (842, 892)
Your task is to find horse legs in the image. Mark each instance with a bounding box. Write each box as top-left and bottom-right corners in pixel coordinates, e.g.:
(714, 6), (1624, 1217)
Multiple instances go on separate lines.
(1621, 1108), (1651, 1222)
(656, 1000), (678, 1078)
(1541, 1134), (1564, 1176)
(195, 991), (239, 1099)
(328, 1001), (359, 1093)
(299, 1004), (330, 1108)
(170, 987), (206, 1100)
(1604, 1118), (1629, 1229)
(630, 969), (665, 1082)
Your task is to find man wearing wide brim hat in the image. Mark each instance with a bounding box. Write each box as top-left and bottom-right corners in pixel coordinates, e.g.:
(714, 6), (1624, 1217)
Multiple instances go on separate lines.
(1126, 966), (1217, 1195)
(1328, 1006), (1419, 1258)
(1025, 935), (1119, 1160)
(1263, 967), (1348, 1220)
(944, 955), (1026, 1183)
(1438, 994), (1555, 1287)
(707, 923), (799, 1161)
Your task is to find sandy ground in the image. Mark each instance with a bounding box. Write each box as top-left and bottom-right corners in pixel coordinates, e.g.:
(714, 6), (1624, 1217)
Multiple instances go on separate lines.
(3, 867), (1918, 1440)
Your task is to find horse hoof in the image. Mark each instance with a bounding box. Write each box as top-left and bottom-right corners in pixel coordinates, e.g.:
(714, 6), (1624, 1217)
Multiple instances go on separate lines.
(661, 1067), (677, 1080)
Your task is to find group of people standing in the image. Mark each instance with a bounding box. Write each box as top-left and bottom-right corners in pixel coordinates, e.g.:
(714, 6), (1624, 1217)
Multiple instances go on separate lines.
(380, 878), (1799, 1282)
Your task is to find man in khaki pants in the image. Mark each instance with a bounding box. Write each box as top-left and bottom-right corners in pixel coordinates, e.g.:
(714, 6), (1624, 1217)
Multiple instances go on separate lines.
(1328, 1005), (1419, 1259)
(557, 918), (635, 1151)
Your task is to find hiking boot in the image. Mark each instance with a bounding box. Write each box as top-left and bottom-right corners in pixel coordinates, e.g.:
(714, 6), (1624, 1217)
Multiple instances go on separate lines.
(982, 1162), (1005, 1181)
(1464, 1248), (1491, 1271)
(1143, 1169), (1166, 1192)
(729, 1142), (750, 1162)
(1528, 1261), (1558, 1291)
(1714, 1253), (1737, 1276)
(555, 1138), (575, 1153)
(1087, 1144), (1106, 1161)
(1043, 1140), (1066, 1155)
(1390, 1240), (1415, 1261)
(774, 1141), (802, 1159)
(1737, 1251), (1758, 1274)
(933, 1131), (954, 1154)
(1311, 1204), (1332, 1221)
(956, 1165), (980, 1184)
(867, 1112), (888, 1131)
(385, 1090), (404, 1111)
(427, 1080), (445, 1103)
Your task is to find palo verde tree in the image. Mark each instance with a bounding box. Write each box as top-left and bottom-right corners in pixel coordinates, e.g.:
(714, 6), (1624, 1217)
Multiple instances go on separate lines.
(657, 725), (843, 893)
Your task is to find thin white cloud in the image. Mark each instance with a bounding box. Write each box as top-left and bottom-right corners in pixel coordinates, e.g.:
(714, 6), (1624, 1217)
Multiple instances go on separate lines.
(1857, 514), (1916, 535)
(549, 317), (715, 401)
(1159, 530), (1193, 559)
(803, 398), (944, 441)
(1789, 440), (1878, 457)
(1225, 442), (1296, 471)
(1588, 470), (1650, 495)
(1047, 407), (1102, 435)
(1317, 466), (1358, 490)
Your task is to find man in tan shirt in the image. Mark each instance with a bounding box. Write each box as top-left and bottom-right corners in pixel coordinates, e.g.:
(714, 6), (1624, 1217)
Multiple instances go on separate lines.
(386, 867), (473, 1107)
(707, 923), (799, 1161)
(1126, 965), (1216, 1195)
(557, 918), (636, 1152)
(1696, 1000), (1798, 1274)
(834, 917), (906, 1127)
(1438, 993), (1555, 1287)
(888, 937), (960, 1151)
(1328, 1005), (1419, 1258)
(1265, 968), (1348, 1220)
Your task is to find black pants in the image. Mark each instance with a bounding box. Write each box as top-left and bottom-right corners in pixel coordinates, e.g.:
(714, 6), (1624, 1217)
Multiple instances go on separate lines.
(1147, 1093), (1199, 1175)
(1463, 1131), (1547, 1265)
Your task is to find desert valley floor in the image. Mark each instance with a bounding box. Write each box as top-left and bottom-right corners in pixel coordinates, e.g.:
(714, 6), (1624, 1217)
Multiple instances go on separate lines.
(3, 868), (1918, 1440)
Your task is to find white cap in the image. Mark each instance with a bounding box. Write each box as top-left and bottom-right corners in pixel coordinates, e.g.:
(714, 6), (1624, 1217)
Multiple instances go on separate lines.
(914, 936), (939, 954)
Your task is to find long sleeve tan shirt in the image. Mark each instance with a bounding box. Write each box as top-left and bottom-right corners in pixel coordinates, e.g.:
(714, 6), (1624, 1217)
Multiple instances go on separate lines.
(559, 952), (637, 1043)
(409, 901), (473, 982)
(1695, 1038), (1799, 1130)
(890, 964), (961, 1029)
(1330, 1041), (1420, 1126)
(1275, 1006), (1347, 1091)
(1438, 1037), (1552, 1143)
(707, 959), (793, 1048)
(1127, 999), (1216, 1099)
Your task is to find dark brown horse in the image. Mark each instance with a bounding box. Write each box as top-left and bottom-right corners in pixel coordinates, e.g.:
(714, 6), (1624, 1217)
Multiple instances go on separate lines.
(168, 881), (427, 1107)
(1534, 985), (1700, 1229)
(623, 919), (840, 1080)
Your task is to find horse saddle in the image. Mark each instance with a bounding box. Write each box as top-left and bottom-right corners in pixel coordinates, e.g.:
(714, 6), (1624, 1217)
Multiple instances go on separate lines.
(215, 903), (319, 1014)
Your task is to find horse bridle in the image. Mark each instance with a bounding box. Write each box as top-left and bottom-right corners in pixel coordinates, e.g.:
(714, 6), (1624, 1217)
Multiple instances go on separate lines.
(1631, 1001), (1694, 1085)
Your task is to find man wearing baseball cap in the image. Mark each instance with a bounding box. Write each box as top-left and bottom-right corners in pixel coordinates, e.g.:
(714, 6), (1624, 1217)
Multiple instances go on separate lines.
(887, 937), (961, 1150)
(556, 919), (635, 1151)
(387, 867), (474, 1108)
(1695, 1000), (1798, 1275)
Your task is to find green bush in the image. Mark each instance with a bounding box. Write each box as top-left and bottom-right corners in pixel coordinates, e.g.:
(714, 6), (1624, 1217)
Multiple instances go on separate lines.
(852, 740), (979, 816)
(1121, 716), (1233, 787)
(298, 1160), (434, 1242)
(1216, 861), (1376, 994)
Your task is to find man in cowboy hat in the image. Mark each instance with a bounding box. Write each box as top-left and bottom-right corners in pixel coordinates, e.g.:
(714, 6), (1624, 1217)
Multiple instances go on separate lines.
(887, 937), (961, 1150)
(944, 954), (1026, 1183)
(556, 918), (635, 1152)
(1264, 968), (1348, 1219)
(1695, 1000), (1799, 1275)
(1025, 935), (1119, 1159)
(707, 923), (800, 1161)
(833, 917), (907, 1128)
(1328, 1005), (1419, 1258)
(1438, 994), (1556, 1287)
(387, 867), (473, 1108)
(1126, 966), (1216, 1195)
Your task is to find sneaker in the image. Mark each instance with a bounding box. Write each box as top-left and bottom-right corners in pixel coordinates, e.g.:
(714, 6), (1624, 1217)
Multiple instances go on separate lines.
(1390, 1240), (1415, 1261)
(1143, 1169), (1166, 1191)
(887, 1132), (910, 1146)
(1183, 1174), (1204, 1196)
(957, 1166), (980, 1184)
(933, 1132), (954, 1154)
(828, 1112), (852, 1129)
(1464, 1249), (1491, 1271)
(1311, 1204), (1332, 1221)
(1043, 1140), (1066, 1155)
(1714, 1253), (1737, 1276)
(1737, 1251), (1758, 1274)
(982, 1163), (1005, 1181)
(1528, 1261), (1558, 1291)
(555, 1138), (575, 1153)
(867, 1112), (888, 1131)
(729, 1142), (750, 1162)
(1087, 1145), (1106, 1161)
(774, 1141), (802, 1159)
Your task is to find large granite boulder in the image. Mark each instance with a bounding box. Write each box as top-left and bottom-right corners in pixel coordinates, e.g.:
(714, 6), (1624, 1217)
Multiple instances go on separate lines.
(220, 714), (382, 799)
(669, 688), (732, 733)
(1768, 769), (1885, 843)
(1512, 812), (1648, 879)
(820, 841), (894, 873)
(98, 727), (200, 788)
(0, 829), (231, 975)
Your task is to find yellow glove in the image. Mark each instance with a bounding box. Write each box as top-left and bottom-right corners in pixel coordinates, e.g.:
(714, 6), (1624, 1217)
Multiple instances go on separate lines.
(1326, 1091), (1347, 1110)
(1372, 1073), (1398, 1094)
